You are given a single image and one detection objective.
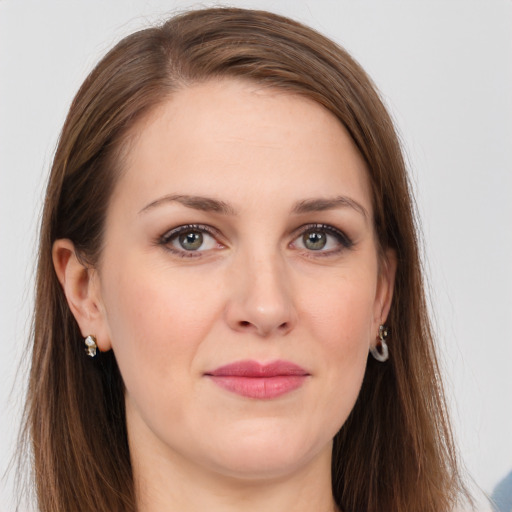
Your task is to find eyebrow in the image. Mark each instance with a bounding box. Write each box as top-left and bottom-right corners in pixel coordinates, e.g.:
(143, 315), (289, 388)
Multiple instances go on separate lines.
(138, 193), (368, 220)
(139, 194), (237, 215)
(291, 196), (369, 220)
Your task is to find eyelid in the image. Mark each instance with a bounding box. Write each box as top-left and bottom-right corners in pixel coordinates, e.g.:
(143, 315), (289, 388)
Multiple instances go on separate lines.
(290, 223), (354, 252)
(160, 223), (222, 244)
(157, 222), (353, 258)
(158, 223), (225, 258)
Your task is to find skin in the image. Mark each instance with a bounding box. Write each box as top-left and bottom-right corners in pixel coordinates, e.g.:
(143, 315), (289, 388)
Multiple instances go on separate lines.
(54, 79), (396, 512)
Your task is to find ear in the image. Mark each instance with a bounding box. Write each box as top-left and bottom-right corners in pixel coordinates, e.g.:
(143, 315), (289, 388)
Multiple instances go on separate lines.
(52, 239), (112, 352)
(372, 247), (397, 332)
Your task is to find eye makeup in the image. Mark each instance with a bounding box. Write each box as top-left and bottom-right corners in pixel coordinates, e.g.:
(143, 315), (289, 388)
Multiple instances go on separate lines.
(158, 223), (225, 258)
(289, 223), (354, 257)
(156, 221), (354, 260)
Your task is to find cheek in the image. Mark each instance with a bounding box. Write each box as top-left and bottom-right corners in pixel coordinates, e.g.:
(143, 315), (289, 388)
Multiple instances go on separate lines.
(104, 255), (216, 339)
(302, 272), (376, 353)
(99, 257), (221, 408)
(298, 270), (376, 428)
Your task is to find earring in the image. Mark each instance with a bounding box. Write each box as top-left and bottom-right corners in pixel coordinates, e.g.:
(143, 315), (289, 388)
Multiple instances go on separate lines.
(370, 325), (389, 362)
(84, 335), (98, 358)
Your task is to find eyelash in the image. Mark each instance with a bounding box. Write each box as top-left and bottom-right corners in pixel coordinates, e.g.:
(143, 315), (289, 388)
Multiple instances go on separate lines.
(158, 223), (353, 258)
(159, 224), (222, 258)
(290, 223), (354, 256)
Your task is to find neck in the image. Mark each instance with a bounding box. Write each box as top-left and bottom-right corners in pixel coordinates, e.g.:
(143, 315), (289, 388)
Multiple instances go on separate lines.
(132, 440), (338, 512)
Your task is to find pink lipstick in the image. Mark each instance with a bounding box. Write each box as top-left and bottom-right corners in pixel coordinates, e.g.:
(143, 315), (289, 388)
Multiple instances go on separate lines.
(205, 360), (309, 399)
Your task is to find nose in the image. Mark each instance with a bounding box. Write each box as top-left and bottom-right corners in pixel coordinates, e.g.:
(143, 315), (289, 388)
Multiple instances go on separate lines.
(225, 251), (297, 337)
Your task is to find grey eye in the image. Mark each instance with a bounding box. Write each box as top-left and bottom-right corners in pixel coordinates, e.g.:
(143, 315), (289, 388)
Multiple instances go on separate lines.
(161, 224), (220, 255)
(178, 230), (204, 251)
(302, 231), (327, 251)
(292, 224), (352, 254)
(302, 230), (327, 250)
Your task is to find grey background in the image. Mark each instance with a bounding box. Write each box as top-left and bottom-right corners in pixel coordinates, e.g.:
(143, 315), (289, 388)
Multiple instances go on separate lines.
(1, 1), (511, 510)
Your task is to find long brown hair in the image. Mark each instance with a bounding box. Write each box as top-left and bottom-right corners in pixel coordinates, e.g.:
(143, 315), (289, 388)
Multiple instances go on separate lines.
(24, 7), (470, 511)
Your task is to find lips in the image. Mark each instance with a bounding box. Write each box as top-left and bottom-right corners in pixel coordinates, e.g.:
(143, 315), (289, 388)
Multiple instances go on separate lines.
(205, 360), (309, 399)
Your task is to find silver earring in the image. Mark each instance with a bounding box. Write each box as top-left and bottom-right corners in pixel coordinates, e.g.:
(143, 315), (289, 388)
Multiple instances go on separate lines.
(370, 325), (389, 362)
(84, 335), (98, 358)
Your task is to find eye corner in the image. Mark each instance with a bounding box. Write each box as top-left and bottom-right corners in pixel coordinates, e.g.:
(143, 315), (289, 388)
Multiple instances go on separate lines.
(290, 223), (354, 256)
(157, 223), (225, 258)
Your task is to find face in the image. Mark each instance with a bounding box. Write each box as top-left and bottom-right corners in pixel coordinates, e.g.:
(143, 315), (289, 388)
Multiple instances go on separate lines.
(86, 80), (394, 481)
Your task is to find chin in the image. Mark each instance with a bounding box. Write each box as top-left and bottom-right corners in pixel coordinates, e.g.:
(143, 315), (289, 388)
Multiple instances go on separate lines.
(201, 426), (333, 481)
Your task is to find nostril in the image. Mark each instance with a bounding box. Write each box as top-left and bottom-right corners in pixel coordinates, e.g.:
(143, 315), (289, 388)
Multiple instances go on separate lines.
(233, 317), (293, 335)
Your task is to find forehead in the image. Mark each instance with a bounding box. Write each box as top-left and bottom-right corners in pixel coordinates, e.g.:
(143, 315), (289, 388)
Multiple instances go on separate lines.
(111, 79), (373, 216)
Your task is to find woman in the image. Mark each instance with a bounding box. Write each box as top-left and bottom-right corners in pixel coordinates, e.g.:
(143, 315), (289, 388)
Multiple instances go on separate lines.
(24, 7), (470, 512)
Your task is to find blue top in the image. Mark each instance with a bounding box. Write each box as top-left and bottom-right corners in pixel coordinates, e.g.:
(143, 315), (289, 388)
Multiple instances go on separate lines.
(492, 470), (512, 512)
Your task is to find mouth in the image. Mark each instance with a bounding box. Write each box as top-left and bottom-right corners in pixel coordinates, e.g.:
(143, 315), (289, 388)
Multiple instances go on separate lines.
(205, 360), (310, 399)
